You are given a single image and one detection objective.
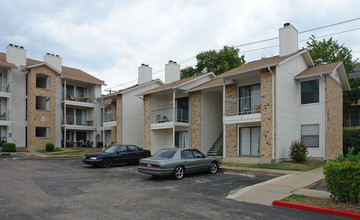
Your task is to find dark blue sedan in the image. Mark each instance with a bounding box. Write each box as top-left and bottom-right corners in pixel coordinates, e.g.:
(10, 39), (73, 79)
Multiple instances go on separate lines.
(83, 145), (151, 168)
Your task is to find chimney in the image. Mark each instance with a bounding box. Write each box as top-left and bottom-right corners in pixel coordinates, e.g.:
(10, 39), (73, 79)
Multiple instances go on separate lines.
(6, 44), (26, 66)
(279, 23), (298, 57)
(165, 60), (180, 84)
(44, 53), (62, 72)
(138, 64), (152, 84)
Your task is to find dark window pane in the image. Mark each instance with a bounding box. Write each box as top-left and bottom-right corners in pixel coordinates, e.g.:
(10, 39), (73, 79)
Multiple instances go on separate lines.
(301, 80), (319, 104)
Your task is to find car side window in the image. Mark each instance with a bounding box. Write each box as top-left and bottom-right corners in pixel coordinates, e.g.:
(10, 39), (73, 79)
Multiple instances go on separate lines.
(116, 146), (127, 152)
(192, 149), (204, 158)
(181, 150), (194, 159)
(128, 145), (139, 152)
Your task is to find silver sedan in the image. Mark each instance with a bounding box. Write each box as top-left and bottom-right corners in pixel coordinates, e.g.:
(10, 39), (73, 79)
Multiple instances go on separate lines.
(137, 148), (221, 180)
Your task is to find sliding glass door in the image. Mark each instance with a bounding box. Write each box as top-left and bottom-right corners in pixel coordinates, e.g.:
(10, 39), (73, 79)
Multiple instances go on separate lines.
(239, 127), (260, 156)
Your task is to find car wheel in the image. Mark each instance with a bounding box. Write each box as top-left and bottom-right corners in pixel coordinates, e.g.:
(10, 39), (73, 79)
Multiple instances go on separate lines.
(173, 166), (184, 180)
(209, 162), (218, 174)
(103, 158), (112, 168)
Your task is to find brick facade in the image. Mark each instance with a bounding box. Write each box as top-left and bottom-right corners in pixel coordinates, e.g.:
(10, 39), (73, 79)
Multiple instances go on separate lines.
(225, 84), (237, 157)
(144, 95), (151, 150)
(190, 91), (201, 150)
(260, 68), (275, 159)
(325, 75), (343, 159)
(116, 96), (122, 144)
(28, 66), (57, 150)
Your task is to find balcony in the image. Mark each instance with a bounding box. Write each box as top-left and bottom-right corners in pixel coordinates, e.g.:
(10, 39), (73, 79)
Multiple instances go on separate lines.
(63, 94), (96, 108)
(151, 108), (189, 129)
(64, 115), (94, 130)
(103, 110), (116, 122)
(224, 94), (261, 124)
(0, 84), (10, 98)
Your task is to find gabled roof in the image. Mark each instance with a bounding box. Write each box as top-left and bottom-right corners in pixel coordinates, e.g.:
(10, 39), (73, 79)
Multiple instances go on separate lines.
(217, 49), (310, 79)
(295, 62), (341, 79)
(187, 78), (224, 92)
(141, 72), (215, 95)
(0, 53), (17, 68)
(27, 63), (62, 75)
(0, 52), (105, 85)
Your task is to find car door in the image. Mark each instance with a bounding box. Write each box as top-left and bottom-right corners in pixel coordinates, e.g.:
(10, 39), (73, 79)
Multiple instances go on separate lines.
(113, 145), (128, 164)
(191, 149), (209, 171)
(181, 150), (198, 173)
(127, 145), (141, 162)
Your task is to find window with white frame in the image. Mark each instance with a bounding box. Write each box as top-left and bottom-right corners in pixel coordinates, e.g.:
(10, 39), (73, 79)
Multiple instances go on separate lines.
(239, 127), (261, 156)
(36, 96), (50, 111)
(301, 79), (319, 104)
(301, 124), (319, 148)
(36, 127), (50, 137)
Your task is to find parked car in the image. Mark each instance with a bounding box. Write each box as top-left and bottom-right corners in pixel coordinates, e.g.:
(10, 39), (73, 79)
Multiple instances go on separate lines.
(138, 148), (221, 180)
(83, 145), (151, 168)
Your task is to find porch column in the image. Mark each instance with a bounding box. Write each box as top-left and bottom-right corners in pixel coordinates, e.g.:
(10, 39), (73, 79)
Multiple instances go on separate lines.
(172, 89), (175, 148)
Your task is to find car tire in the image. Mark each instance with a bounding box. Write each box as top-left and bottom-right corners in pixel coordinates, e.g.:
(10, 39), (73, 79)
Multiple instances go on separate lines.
(173, 166), (185, 180)
(103, 158), (112, 168)
(209, 162), (218, 174)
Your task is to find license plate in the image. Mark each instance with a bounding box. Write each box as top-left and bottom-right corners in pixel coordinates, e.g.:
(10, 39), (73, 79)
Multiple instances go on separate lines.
(146, 164), (151, 168)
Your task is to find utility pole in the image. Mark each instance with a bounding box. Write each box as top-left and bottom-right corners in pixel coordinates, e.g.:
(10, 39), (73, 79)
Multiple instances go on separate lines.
(203, 54), (215, 73)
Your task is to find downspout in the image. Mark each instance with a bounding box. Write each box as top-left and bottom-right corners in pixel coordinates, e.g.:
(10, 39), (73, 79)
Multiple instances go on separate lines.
(172, 89), (176, 148)
(268, 67), (275, 161)
(222, 80), (226, 158)
(27, 69), (31, 151)
(102, 102), (105, 149)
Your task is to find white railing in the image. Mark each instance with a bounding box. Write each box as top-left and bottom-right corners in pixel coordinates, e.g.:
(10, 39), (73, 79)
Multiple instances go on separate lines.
(151, 108), (189, 124)
(103, 110), (116, 122)
(225, 94), (261, 116)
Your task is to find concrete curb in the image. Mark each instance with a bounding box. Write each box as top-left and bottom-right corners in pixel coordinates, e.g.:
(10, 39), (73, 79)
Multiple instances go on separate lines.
(272, 200), (360, 219)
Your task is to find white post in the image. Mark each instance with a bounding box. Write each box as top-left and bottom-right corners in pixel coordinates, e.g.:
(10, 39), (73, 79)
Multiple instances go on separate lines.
(172, 89), (176, 148)
(222, 81), (226, 158)
(63, 80), (66, 147)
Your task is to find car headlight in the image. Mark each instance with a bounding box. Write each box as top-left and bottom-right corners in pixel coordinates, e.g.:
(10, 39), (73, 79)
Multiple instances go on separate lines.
(89, 157), (98, 160)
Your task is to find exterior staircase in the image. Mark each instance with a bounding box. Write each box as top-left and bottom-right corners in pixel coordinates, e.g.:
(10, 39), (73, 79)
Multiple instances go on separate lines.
(207, 132), (223, 156)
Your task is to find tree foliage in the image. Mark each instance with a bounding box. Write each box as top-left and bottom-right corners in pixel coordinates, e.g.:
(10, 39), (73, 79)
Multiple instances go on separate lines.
(180, 46), (245, 79)
(306, 35), (357, 74)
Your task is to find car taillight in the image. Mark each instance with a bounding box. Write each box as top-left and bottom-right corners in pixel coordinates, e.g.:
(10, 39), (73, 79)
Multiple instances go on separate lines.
(152, 164), (161, 169)
(139, 163), (145, 166)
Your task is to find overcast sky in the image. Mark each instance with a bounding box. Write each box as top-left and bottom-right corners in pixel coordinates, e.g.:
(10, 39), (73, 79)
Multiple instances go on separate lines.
(1, 0), (359, 93)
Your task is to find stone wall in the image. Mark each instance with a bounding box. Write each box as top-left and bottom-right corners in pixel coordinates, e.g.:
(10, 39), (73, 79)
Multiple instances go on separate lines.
(325, 75), (343, 159)
(260, 68), (275, 159)
(190, 91), (201, 150)
(28, 66), (57, 150)
(144, 95), (151, 150)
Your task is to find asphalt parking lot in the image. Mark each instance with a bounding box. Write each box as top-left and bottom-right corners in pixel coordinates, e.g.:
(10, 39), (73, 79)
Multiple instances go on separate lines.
(0, 155), (343, 219)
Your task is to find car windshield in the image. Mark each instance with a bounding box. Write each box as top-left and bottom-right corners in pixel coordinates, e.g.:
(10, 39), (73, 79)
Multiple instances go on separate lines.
(104, 146), (118, 153)
(153, 149), (177, 159)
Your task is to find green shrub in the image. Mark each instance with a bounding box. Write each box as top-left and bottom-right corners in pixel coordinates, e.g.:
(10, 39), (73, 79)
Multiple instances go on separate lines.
(45, 143), (55, 152)
(324, 148), (360, 203)
(343, 129), (360, 155)
(289, 139), (308, 163)
(96, 141), (103, 148)
(2, 143), (16, 152)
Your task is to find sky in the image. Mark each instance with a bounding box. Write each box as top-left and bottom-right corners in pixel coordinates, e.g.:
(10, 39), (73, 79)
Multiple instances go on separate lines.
(1, 0), (359, 93)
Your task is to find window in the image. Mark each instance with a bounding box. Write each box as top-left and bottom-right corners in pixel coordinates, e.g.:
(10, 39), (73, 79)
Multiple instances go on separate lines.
(76, 86), (88, 102)
(192, 149), (205, 158)
(36, 73), (50, 89)
(181, 150), (194, 159)
(301, 124), (319, 148)
(175, 131), (189, 148)
(175, 97), (189, 122)
(239, 84), (261, 115)
(36, 96), (50, 110)
(66, 85), (74, 100)
(301, 80), (319, 104)
(153, 149), (177, 159)
(116, 146), (127, 152)
(76, 131), (86, 141)
(76, 109), (86, 125)
(36, 127), (50, 137)
(239, 127), (261, 156)
(128, 145), (140, 152)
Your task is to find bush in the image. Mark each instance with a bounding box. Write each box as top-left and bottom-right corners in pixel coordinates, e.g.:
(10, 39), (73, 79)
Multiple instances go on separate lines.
(45, 143), (54, 152)
(96, 141), (103, 148)
(289, 139), (308, 163)
(2, 143), (16, 152)
(343, 129), (360, 155)
(324, 148), (360, 203)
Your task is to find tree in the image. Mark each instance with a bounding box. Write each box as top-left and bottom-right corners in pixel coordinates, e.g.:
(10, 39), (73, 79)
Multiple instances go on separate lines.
(180, 46), (245, 79)
(306, 35), (357, 74)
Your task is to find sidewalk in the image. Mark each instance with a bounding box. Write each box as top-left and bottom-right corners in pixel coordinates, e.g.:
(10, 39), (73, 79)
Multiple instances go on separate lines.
(222, 166), (329, 206)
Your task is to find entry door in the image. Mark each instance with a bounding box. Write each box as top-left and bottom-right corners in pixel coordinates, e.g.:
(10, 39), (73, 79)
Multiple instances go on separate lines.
(175, 131), (189, 148)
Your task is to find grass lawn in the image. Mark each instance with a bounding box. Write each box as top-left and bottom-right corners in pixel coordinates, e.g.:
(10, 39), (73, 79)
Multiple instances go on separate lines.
(283, 194), (360, 213)
(222, 159), (324, 171)
(37, 147), (102, 156)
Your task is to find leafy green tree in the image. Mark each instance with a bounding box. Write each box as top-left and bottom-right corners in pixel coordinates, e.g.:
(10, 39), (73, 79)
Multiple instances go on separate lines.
(180, 46), (245, 78)
(306, 35), (357, 74)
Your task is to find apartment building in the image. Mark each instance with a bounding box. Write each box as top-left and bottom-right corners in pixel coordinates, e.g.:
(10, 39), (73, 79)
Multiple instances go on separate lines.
(141, 61), (215, 153)
(0, 44), (104, 150)
(99, 64), (163, 148)
(142, 24), (349, 163)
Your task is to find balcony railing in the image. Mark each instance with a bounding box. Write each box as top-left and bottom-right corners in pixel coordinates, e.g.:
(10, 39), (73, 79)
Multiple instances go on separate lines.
(151, 108), (188, 124)
(63, 93), (95, 103)
(103, 110), (116, 122)
(65, 115), (92, 126)
(225, 94), (261, 116)
(0, 84), (10, 93)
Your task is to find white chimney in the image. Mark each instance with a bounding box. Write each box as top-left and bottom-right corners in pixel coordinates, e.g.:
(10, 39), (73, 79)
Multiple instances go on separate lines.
(44, 53), (62, 72)
(138, 64), (152, 84)
(6, 44), (26, 66)
(279, 23), (298, 57)
(165, 60), (180, 84)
